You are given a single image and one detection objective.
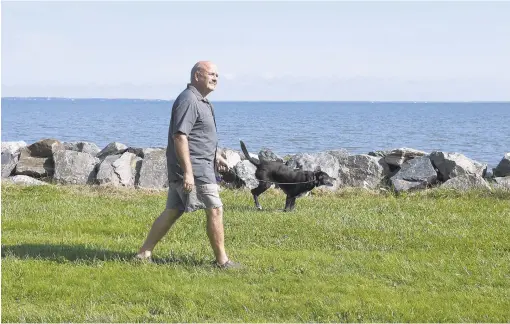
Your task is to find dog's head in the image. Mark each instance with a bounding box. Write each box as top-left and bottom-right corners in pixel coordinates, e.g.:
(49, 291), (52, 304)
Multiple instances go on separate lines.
(313, 166), (336, 187)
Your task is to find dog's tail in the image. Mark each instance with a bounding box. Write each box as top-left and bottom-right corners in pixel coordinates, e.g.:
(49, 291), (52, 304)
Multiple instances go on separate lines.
(240, 140), (260, 166)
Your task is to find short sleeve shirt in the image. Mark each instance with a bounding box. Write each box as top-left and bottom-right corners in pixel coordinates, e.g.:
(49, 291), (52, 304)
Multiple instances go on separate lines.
(166, 84), (218, 184)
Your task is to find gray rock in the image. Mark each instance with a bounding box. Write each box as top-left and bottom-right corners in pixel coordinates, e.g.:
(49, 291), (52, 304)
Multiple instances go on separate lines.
(96, 152), (138, 187)
(1, 151), (19, 178)
(96, 155), (121, 185)
(137, 149), (168, 190)
(233, 160), (259, 189)
(126, 147), (164, 159)
(53, 150), (100, 185)
(442, 174), (491, 191)
(1, 141), (28, 154)
(134, 156), (143, 186)
(390, 156), (437, 192)
(64, 141), (101, 155)
(337, 154), (390, 189)
(222, 148), (243, 169)
(96, 142), (128, 160)
(430, 151), (487, 181)
(27, 138), (65, 157)
(493, 153), (510, 177)
(258, 148), (283, 163)
(384, 148), (428, 167)
(15, 148), (53, 178)
(4, 175), (49, 186)
(493, 176), (510, 190)
(113, 152), (138, 186)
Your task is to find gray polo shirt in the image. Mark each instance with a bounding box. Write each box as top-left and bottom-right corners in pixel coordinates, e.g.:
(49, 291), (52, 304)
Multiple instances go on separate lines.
(166, 84), (218, 184)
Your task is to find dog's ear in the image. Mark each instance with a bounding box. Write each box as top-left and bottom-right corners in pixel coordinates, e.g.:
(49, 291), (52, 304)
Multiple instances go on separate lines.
(314, 165), (322, 172)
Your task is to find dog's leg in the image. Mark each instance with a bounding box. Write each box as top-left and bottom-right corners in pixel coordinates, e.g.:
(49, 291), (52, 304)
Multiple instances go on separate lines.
(251, 181), (272, 210)
(289, 197), (297, 211)
(284, 196), (296, 212)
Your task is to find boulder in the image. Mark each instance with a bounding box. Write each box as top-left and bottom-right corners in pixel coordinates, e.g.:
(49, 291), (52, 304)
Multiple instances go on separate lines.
(1, 141), (28, 154)
(15, 148), (53, 178)
(53, 150), (100, 185)
(126, 147), (164, 159)
(1, 151), (19, 178)
(337, 154), (390, 189)
(370, 148), (427, 168)
(390, 156), (437, 192)
(63, 141), (101, 155)
(493, 176), (510, 190)
(4, 175), (49, 186)
(27, 138), (64, 157)
(137, 149), (168, 189)
(96, 152), (138, 187)
(493, 153), (510, 177)
(441, 174), (491, 191)
(233, 160), (259, 189)
(96, 142), (128, 160)
(258, 148), (284, 163)
(430, 151), (487, 181)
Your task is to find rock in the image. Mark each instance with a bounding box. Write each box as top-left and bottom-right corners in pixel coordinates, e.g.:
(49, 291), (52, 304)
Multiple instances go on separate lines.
(96, 142), (128, 160)
(390, 156), (437, 192)
(493, 176), (510, 190)
(137, 149), (168, 189)
(1, 141), (28, 154)
(15, 148), (54, 178)
(134, 156), (143, 186)
(385, 148), (428, 167)
(111, 152), (139, 187)
(233, 160), (259, 189)
(126, 147), (164, 159)
(430, 151), (487, 181)
(1, 151), (19, 178)
(4, 175), (49, 186)
(27, 138), (64, 158)
(222, 149), (243, 169)
(337, 154), (390, 189)
(258, 148), (283, 163)
(13, 139), (64, 178)
(53, 150), (100, 185)
(96, 152), (138, 187)
(63, 141), (101, 155)
(442, 174), (491, 191)
(96, 155), (120, 185)
(493, 153), (510, 177)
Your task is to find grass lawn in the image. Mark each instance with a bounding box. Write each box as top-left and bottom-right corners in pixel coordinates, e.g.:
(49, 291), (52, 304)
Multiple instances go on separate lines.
(1, 183), (509, 322)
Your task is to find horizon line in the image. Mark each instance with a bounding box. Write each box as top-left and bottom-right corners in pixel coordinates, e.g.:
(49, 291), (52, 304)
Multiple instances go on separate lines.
(2, 96), (510, 104)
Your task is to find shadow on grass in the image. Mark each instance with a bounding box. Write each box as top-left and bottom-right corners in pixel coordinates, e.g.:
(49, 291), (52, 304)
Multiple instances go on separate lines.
(1, 244), (211, 267)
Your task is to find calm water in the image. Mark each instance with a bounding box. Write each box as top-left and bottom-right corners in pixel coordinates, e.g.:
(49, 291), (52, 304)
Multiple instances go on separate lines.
(1, 98), (509, 168)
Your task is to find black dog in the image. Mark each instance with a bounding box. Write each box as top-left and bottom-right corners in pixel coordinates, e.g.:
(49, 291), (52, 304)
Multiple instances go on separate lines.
(240, 140), (336, 212)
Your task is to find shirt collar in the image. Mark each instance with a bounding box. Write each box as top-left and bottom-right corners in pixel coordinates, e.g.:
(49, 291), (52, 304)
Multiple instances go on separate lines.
(187, 84), (209, 103)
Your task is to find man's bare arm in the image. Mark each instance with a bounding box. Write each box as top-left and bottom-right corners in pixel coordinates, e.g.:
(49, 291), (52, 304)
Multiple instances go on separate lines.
(173, 133), (194, 191)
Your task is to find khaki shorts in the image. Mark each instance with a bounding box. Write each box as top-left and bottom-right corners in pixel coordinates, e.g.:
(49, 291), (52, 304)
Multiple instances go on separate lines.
(166, 181), (223, 212)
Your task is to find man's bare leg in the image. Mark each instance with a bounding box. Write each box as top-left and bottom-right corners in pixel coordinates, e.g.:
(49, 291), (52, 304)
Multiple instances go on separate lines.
(205, 206), (229, 265)
(136, 208), (183, 259)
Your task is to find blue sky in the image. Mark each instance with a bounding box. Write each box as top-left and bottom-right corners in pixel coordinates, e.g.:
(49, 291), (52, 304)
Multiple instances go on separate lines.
(2, 1), (509, 101)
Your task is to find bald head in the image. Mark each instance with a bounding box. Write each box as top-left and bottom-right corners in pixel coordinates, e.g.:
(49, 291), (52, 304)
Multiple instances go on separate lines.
(190, 61), (218, 97)
(190, 61), (217, 82)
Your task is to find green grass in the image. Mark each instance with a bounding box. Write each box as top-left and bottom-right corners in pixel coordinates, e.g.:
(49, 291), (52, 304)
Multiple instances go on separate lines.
(2, 183), (510, 322)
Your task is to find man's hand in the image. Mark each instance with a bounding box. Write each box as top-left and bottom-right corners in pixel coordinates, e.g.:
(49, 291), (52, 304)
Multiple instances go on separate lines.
(183, 171), (194, 193)
(216, 155), (229, 173)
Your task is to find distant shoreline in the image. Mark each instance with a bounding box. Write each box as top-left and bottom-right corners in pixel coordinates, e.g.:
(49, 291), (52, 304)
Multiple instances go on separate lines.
(2, 97), (510, 104)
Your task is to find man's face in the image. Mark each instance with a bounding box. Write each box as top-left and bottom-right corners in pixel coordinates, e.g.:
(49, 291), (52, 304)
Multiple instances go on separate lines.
(197, 64), (218, 92)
